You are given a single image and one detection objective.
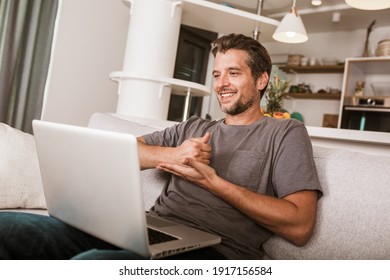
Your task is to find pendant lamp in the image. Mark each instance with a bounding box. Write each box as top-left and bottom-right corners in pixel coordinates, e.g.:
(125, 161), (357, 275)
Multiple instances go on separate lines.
(272, 0), (308, 44)
(345, 0), (390, 10)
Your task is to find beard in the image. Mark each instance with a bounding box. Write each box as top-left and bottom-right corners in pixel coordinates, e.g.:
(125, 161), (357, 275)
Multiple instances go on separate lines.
(218, 92), (257, 115)
(220, 98), (254, 115)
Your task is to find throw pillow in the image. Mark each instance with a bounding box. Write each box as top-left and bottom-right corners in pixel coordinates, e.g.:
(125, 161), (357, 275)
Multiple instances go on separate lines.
(0, 123), (46, 209)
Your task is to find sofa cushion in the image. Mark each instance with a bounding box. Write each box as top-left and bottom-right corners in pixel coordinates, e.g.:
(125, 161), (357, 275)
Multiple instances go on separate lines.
(0, 123), (46, 209)
(263, 146), (390, 259)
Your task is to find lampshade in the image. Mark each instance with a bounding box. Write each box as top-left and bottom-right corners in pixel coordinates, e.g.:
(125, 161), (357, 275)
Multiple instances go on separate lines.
(345, 0), (390, 10)
(272, 5), (308, 44)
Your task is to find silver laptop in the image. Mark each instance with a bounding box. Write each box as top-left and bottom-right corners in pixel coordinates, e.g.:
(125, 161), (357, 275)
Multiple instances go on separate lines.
(32, 120), (221, 259)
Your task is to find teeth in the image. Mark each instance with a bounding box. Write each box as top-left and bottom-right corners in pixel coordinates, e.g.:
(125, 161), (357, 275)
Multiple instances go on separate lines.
(221, 93), (234, 97)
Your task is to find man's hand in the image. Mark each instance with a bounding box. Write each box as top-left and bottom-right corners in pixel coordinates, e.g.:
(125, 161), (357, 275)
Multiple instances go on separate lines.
(157, 157), (217, 190)
(175, 132), (211, 165)
(156, 132), (215, 189)
(137, 132), (211, 169)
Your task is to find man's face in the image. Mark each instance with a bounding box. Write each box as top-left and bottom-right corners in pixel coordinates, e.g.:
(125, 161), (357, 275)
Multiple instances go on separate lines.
(212, 49), (261, 116)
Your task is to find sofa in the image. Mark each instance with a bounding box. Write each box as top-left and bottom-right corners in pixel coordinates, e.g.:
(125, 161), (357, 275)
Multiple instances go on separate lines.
(1, 112), (390, 259)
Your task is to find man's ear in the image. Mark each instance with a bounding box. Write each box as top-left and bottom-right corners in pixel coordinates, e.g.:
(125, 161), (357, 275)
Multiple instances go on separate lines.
(257, 72), (269, 91)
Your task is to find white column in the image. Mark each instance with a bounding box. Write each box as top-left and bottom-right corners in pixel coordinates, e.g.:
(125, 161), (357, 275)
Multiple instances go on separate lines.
(113, 0), (183, 119)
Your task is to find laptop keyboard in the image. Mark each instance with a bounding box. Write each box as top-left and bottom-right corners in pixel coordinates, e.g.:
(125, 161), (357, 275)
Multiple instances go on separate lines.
(147, 227), (178, 245)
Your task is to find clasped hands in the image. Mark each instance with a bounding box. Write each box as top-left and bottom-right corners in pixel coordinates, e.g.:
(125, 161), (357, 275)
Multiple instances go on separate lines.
(156, 132), (216, 189)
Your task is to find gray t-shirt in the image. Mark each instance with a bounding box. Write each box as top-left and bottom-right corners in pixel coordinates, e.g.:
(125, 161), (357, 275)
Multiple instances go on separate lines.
(144, 116), (322, 259)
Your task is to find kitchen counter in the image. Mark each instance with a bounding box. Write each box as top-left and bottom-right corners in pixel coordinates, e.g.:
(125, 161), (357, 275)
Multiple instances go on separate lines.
(307, 126), (390, 156)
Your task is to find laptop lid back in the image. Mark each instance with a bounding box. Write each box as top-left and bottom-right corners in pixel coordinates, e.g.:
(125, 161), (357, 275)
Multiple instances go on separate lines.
(32, 120), (151, 257)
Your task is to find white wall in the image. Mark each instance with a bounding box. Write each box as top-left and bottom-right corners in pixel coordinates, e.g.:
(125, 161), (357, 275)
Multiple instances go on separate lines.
(41, 0), (130, 126)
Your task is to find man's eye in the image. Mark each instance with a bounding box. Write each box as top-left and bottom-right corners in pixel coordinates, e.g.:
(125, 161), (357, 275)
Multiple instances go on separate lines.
(229, 71), (239, 76)
(213, 73), (220, 79)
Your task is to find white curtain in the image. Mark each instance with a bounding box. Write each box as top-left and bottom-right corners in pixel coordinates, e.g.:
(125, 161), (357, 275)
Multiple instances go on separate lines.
(0, 0), (58, 133)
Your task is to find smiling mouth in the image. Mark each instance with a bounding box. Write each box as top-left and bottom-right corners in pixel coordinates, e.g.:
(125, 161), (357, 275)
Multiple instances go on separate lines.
(218, 91), (236, 105)
(220, 93), (234, 97)
(218, 88), (237, 97)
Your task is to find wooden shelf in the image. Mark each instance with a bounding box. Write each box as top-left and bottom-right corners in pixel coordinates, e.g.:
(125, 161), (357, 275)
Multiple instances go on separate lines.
(279, 65), (345, 74)
(285, 93), (341, 100)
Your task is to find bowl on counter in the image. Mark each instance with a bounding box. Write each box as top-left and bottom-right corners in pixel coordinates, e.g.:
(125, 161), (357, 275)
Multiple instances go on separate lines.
(371, 82), (390, 96)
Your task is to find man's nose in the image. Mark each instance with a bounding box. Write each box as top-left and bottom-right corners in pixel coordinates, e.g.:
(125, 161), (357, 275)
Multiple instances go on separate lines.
(216, 74), (229, 89)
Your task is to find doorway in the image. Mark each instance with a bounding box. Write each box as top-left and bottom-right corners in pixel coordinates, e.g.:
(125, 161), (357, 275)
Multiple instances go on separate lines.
(167, 25), (217, 122)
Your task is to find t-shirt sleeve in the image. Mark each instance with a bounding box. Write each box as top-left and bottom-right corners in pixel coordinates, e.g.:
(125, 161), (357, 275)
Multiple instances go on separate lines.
(142, 116), (204, 147)
(272, 124), (322, 199)
(143, 125), (179, 147)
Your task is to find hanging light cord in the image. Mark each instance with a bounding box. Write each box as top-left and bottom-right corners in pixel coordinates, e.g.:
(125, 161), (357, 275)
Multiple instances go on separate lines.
(253, 0), (264, 40)
(291, 0), (298, 16)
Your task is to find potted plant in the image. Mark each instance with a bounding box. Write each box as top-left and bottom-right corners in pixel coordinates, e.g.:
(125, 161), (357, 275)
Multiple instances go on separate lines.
(264, 74), (290, 119)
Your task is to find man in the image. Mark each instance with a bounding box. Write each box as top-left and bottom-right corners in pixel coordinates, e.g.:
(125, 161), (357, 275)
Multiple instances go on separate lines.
(0, 33), (322, 259)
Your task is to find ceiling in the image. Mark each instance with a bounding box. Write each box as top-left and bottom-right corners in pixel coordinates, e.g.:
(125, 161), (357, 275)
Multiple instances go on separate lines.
(207, 0), (390, 33)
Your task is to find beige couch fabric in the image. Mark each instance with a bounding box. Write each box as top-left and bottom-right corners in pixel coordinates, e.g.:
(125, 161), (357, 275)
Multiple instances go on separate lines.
(0, 123), (46, 209)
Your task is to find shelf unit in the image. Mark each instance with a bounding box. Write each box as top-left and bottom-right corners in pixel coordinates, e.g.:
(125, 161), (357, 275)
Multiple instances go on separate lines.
(110, 72), (210, 97)
(276, 63), (345, 127)
(110, 71), (211, 121)
(338, 57), (390, 132)
(279, 64), (344, 100)
(340, 57), (390, 99)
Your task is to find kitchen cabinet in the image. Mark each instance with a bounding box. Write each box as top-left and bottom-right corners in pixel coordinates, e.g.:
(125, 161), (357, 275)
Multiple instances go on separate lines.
(338, 57), (390, 132)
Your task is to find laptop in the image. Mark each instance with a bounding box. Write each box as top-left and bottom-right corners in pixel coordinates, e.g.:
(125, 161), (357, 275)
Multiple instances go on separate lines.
(32, 120), (221, 259)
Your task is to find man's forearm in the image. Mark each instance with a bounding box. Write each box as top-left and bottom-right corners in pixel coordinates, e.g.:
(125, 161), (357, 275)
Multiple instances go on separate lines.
(137, 138), (175, 170)
(208, 175), (318, 246)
